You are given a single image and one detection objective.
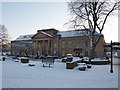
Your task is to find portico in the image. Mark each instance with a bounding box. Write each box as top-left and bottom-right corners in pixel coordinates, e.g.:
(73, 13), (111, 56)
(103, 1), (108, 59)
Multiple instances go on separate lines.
(32, 35), (53, 56)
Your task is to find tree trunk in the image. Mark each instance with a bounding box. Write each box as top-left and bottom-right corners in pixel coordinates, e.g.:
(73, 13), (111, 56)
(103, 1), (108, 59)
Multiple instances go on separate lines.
(24, 51), (28, 56)
(89, 44), (96, 63)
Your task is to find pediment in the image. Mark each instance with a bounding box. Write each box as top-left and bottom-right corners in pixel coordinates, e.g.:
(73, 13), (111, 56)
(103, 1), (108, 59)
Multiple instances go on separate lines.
(32, 32), (52, 39)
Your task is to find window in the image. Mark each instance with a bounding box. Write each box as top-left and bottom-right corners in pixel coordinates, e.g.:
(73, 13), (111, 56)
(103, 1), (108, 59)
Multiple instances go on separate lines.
(62, 51), (65, 56)
(85, 40), (88, 47)
(69, 41), (72, 44)
(68, 50), (72, 54)
(54, 43), (57, 48)
(76, 44), (80, 48)
(50, 40), (51, 48)
(69, 41), (72, 48)
(94, 51), (97, 57)
(38, 42), (40, 48)
(85, 51), (88, 57)
(62, 42), (65, 48)
(54, 51), (57, 55)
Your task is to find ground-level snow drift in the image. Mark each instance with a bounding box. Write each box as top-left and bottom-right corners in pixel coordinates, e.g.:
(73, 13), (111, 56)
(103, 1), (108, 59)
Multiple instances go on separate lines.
(2, 57), (118, 88)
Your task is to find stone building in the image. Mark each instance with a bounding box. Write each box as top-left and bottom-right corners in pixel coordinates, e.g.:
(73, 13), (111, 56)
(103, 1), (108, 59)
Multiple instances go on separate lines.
(11, 28), (106, 58)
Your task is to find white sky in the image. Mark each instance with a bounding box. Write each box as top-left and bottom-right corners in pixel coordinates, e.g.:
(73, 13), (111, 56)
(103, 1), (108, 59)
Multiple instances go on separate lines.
(1, 1), (119, 43)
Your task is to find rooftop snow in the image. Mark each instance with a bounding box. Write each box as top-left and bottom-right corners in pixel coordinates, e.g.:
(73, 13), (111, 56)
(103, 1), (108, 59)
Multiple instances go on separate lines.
(15, 29), (100, 41)
(15, 34), (35, 41)
(57, 29), (99, 37)
(40, 31), (53, 37)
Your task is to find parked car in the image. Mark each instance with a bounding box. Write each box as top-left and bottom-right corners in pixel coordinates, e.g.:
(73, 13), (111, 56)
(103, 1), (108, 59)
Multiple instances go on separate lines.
(62, 54), (73, 62)
(66, 54), (73, 59)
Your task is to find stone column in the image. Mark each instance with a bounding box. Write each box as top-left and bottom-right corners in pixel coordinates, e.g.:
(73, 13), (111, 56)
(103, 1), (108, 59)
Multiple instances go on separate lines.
(58, 38), (61, 57)
(38, 41), (41, 56)
(43, 40), (45, 55)
(50, 40), (52, 56)
(33, 41), (36, 56)
(47, 40), (50, 55)
(40, 40), (42, 56)
(36, 41), (39, 56)
(52, 39), (54, 56)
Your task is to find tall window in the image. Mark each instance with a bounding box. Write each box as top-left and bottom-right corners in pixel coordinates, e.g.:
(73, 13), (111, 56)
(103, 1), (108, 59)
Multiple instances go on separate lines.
(50, 40), (51, 48)
(76, 44), (80, 48)
(94, 51), (97, 57)
(62, 42), (65, 48)
(38, 42), (40, 48)
(85, 51), (88, 57)
(54, 43), (57, 48)
(85, 40), (88, 47)
(69, 41), (72, 48)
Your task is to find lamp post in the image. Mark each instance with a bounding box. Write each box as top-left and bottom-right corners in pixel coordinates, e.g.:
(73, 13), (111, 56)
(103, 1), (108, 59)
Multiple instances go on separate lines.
(110, 40), (113, 73)
(104, 41), (120, 73)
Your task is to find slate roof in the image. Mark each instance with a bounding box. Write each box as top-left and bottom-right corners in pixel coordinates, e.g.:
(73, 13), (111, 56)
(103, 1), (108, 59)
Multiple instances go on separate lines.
(15, 34), (34, 41)
(57, 29), (99, 37)
(15, 29), (99, 41)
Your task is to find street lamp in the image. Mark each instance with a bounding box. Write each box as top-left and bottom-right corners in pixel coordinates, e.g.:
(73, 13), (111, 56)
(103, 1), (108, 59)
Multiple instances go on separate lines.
(110, 40), (113, 73)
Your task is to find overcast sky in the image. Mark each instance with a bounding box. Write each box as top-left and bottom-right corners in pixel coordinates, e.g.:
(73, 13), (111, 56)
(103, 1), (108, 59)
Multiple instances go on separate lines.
(1, 1), (119, 43)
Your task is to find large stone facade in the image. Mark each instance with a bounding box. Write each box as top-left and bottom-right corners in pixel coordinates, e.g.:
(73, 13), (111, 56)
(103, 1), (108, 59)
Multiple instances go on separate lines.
(11, 29), (106, 58)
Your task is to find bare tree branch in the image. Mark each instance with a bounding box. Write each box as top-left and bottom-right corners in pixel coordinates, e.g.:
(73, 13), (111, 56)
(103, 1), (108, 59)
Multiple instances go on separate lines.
(68, 0), (120, 59)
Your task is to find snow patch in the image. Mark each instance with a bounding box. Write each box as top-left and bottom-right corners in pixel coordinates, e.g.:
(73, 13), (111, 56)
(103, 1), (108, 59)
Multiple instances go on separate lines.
(40, 31), (53, 37)
(57, 29), (99, 37)
(2, 57), (118, 88)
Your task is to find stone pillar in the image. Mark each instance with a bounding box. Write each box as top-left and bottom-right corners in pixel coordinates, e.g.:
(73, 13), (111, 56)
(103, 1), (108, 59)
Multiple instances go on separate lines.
(38, 40), (43, 56)
(38, 41), (40, 56)
(51, 39), (54, 56)
(43, 40), (47, 55)
(50, 40), (52, 56)
(33, 41), (36, 56)
(47, 40), (50, 55)
(36, 41), (39, 56)
(58, 38), (61, 57)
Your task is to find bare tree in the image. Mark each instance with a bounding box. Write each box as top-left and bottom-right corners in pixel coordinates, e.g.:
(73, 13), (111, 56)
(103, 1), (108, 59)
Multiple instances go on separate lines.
(0, 24), (10, 54)
(11, 41), (37, 57)
(0, 24), (9, 44)
(68, 0), (120, 60)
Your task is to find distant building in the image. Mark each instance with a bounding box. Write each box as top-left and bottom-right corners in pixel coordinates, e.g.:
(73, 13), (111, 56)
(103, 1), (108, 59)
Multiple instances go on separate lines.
(11, 28), (106, 58)
(104, 42), (120, 58)
(113, 42), (120, 58)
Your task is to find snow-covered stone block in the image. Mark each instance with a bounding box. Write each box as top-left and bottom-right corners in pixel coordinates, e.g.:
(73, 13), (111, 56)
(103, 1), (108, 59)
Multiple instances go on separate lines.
(14, 59), (19, 62)
(77, 63), (87, 71)
(78, 66), (86, 71)
(29, 63), (35, 66)
(87, 64), (92, 69)
(21, 58), (29, 63)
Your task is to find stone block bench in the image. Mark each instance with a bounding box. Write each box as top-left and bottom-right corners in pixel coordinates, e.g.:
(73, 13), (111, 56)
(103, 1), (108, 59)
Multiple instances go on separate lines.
(21, 58), (29, 63)
(29, 63), (35, 66)
(66, 60), (81, 69)
(66, 60), (92, 71)
(77, 63), (87, 71)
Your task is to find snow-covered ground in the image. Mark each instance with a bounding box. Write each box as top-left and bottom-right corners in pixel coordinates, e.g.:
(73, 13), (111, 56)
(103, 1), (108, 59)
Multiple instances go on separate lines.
(2, 57), (118, 88)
